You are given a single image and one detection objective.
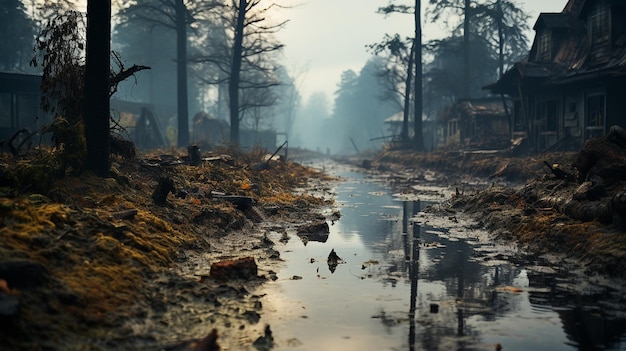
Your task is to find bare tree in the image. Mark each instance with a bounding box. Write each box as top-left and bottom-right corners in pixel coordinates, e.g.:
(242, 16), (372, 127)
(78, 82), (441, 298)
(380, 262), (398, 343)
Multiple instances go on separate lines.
(377, 0), (424, 151)
(428, 0), (529, 94)
(116, 0), (218, 147)
(210, 0), (287, 145)
(368, 34), (412, 142)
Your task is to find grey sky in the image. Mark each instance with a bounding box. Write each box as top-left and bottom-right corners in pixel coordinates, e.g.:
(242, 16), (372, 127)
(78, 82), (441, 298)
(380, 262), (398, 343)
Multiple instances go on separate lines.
(275, 0), (569, 104)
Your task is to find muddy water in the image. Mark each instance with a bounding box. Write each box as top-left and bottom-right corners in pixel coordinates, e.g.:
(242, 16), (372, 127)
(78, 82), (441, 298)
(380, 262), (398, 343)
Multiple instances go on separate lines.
(261, 164), (626, 351)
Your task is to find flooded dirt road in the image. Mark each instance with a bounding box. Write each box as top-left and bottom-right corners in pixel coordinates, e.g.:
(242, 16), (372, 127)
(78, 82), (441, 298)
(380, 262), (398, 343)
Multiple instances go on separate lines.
(259, 162), (626, 351)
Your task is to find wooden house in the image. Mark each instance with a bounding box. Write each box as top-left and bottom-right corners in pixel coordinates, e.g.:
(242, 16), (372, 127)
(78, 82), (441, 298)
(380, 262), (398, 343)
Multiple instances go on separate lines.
(438, 97), (512, 150)
(485, 0), (626, 151)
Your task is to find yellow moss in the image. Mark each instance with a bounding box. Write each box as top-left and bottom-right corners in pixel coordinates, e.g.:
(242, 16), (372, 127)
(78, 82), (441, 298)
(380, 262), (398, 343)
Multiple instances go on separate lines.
(0, 199), (70, 243)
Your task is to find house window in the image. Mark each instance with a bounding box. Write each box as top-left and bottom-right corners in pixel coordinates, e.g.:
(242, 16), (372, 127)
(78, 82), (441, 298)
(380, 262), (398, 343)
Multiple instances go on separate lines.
(539, 32), (551, 61)
(589, 5), (609, 44)
(16, 94), (39, 128)
(0, 93), (12, 128)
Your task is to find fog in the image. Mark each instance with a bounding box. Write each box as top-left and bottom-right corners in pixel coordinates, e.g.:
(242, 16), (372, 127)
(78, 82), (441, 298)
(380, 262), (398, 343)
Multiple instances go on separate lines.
(2, 0), (568, 155)
(107, 0), (566, 154)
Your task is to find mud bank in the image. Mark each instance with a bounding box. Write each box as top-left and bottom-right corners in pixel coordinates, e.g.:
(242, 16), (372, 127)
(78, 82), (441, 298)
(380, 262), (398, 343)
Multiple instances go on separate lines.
(0, 147), (333, 350)
(365, 129), (626, 278)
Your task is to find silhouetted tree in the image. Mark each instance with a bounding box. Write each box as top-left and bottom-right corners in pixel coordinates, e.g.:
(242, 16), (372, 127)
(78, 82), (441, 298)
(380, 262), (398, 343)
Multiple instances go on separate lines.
(414, 0), (423, 151)
(377, 1), (424, 150)
(423, 35), (498, 116)
(83, 0), (111, 176)
(367, 34), (412, 141)
(116, 0), (219, 147)
(273, 65), (301, 136)
(428, 0), (529, 93)
(112, 15), (176, 104)
(332, 58), (398, 154)
(474, 0), (529, 76)
(191, 0), (286, 145)
(224, 0), (286, 145)
(0, 0), (36, 72)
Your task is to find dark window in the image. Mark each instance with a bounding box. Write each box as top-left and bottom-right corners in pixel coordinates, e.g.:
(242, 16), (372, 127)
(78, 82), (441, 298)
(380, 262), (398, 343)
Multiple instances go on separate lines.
(539, 32), (551, 61)
(586, 94), (605, 127)
(612, 5), (626, 46)
(589, 5), (609, 44)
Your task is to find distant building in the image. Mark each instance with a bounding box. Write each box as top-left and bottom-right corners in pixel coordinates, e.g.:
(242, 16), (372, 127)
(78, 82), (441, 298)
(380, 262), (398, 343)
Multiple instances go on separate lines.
(484, 0), (626, 152)
(0, 72), (45, 141)
(438, 97), (512, 150)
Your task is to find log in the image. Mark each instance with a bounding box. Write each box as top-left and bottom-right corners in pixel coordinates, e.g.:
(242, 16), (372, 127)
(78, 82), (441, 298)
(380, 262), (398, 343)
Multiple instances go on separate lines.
(111, 209), (138, 220)
(210, 257), (257, 281)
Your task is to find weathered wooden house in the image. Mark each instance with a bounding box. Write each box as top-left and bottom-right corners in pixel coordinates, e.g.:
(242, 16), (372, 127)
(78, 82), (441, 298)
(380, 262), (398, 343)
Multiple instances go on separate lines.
(485, 0), (626, 151)
(439, 97), (512, 150)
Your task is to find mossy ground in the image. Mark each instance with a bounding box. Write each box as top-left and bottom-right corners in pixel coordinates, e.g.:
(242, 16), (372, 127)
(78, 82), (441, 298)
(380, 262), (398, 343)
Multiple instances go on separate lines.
(0, 146), (333, 350)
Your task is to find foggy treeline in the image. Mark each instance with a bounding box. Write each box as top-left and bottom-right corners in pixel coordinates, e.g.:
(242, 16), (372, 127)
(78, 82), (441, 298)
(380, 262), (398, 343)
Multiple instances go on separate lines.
(1, 0), (530, 155)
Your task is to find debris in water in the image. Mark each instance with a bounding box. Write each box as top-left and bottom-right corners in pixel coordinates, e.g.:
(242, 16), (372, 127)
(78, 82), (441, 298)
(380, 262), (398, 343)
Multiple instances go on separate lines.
(327, 249), (344, 273)
(297, 221), (330, 243)
(252, 325), (274, 350)
(194, 328), (221, 351)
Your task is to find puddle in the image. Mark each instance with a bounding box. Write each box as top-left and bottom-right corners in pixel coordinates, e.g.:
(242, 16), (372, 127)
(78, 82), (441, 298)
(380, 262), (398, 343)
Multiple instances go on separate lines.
(260, 163), (626, 350)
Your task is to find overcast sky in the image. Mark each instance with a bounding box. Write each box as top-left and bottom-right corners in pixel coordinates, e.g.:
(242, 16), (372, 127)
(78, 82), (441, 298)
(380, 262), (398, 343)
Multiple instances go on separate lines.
(274, 0), (570, 104)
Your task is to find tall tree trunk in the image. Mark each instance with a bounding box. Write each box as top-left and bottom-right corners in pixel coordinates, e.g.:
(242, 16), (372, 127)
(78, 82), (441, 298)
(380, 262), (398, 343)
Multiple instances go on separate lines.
(463, 0), (470, 98)
(229, 0), (246, 146)
(402, 42), (414, 143)
(413, 0), (424, 151)
(496, 0), (511, 128)
(176, 0), (189, 147)
(84, 0), (111, 177)
(497, 0), (504, 77)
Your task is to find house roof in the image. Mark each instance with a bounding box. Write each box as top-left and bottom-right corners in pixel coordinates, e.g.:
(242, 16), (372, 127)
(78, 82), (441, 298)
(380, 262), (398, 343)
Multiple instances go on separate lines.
(384, 112), (405, 124)
(532, 13), (574, 30)
(439, 98), (511, 122)
(485, 0), (626, 94)
(457, 98), (510, 117)
(563, 0), (587, 17)
(483, 62), (568, 93)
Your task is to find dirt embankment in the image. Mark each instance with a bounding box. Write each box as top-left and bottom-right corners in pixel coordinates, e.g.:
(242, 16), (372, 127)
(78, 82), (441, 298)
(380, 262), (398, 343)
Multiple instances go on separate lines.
(0, 147), (333, 350)
(370, 129), (626, 278)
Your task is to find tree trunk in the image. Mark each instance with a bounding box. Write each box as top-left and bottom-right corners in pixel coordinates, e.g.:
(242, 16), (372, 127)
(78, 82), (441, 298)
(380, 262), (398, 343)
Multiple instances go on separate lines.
(229, 0), (246, 146)
(463, 0), (470, 98)
(176, 0), (189, 147)
(83, 0), (111, 177)
(402, 42), (414, 143)
(497, 0), (504, 77)
(413, 0), (424, 151)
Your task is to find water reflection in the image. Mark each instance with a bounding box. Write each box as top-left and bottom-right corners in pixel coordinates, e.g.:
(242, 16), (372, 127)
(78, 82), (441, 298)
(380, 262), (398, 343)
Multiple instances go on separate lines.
(263, 168), (626, 351)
